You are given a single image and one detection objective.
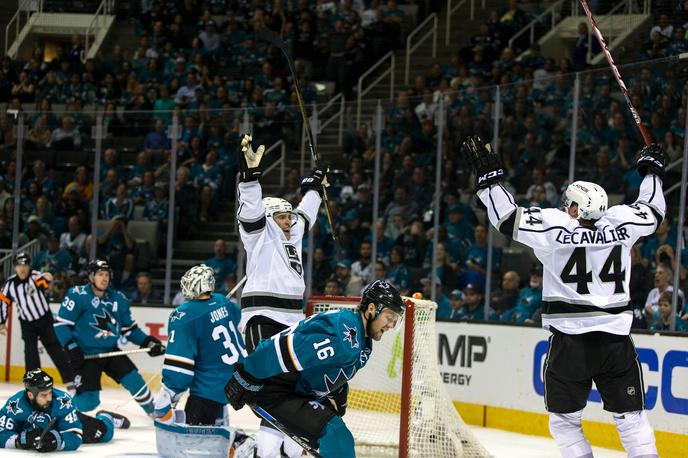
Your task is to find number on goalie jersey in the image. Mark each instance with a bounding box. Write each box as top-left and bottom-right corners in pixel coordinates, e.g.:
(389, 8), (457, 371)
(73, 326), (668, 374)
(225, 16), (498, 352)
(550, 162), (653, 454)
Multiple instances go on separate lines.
(244, 309), (371, 398)
(162, 292), (247, 405)
(478, 175), (665, 335)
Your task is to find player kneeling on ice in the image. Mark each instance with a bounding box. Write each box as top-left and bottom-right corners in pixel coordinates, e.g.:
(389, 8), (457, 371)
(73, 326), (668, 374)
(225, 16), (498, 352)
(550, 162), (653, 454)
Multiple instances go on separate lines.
(464, 136), (665, 458)
(0, 369), (129, 452)
(225, 280), (405, 458)
(153, 265), (254, 457)
(53, 260), (165, 416)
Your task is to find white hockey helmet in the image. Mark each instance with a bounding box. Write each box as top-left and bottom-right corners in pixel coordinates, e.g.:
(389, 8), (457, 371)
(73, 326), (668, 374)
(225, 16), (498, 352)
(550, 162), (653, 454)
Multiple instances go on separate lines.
(180, 264), (216, 299)
(562, 181), (608, 220)
(263, 197), (294, 218)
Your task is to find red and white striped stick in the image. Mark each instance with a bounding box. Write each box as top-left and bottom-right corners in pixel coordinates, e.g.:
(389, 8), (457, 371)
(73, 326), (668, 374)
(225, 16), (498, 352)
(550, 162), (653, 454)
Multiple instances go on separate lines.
(578, 0), (652, 146)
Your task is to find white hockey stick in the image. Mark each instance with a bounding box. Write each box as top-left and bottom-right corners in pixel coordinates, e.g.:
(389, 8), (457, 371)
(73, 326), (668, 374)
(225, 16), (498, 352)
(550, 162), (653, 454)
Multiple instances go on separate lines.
(225, 275), (247, 300)
(84, 347), (159, 360)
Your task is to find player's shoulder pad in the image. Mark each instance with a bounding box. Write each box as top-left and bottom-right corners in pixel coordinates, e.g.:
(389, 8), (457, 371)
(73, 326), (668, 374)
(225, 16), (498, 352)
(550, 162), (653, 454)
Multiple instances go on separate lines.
(65, 285), (87, 299)
(51, 389), (75, 412)
(3, 391), (29, 415)
(330, 309), (365, 355)
(211, 293), (241, 320)
(538, 207), (571, 226)
(109, 289), (130, 303)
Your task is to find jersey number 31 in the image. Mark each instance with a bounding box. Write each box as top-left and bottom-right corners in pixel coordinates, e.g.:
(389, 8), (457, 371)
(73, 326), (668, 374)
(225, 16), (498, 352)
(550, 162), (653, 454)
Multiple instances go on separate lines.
(212, 322), (245, 366)
(560, 246), (626, 295)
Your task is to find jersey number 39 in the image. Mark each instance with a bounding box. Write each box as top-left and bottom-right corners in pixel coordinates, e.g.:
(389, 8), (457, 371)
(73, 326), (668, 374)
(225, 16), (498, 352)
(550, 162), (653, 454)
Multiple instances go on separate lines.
(212, 322), (245, 366)
(560, 246), (626, 295)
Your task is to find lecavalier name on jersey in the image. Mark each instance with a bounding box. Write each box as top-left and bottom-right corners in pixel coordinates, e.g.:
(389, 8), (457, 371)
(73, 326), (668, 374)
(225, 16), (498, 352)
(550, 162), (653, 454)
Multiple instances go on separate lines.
(555, 227), (630, 245)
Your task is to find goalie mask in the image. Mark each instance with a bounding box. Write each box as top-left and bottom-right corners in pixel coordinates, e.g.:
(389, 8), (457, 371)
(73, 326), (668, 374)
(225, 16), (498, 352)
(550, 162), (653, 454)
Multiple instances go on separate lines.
(562, 180), (608, 221)
(180, 264), (216, 299)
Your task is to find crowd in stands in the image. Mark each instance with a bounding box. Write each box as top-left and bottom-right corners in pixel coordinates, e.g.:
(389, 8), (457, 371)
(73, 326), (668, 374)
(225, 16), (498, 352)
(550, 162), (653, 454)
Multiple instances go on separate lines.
(0, 1), (686, 332)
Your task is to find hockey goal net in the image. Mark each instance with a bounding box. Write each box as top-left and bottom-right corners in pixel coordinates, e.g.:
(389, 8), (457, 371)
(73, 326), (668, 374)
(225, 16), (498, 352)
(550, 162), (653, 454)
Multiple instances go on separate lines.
(306, 296), (491, 458)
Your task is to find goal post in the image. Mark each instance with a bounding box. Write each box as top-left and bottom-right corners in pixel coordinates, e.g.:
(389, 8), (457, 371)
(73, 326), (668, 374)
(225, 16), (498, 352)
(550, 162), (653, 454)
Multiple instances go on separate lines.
(306, 295), (491, 458)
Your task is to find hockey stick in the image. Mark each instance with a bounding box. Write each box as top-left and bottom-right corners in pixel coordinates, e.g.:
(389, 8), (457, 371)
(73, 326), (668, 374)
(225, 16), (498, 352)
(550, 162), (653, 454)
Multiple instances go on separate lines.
(577, 0), (651, 146)
(84, 347), (158, 360)
(225, 275), (247, 301)
(251, 405), (323, 458)
(35, 416), (58, 451)
(257, 27), (337, 240)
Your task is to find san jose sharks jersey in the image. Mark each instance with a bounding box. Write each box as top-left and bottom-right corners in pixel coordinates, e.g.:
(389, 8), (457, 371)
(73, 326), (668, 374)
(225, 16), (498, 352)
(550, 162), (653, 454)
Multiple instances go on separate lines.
(478, 174), (666, 335)
(243, 309), (372, 398)
(162, 293), (247, 404)
(54, 283), (148, 354)
(0, 388), (83, 451)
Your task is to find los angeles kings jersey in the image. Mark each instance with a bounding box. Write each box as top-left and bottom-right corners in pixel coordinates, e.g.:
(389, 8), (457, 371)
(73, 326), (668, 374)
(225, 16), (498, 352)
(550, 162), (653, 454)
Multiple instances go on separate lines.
(237, 180), (322, 327)
(478, 175), (665, 335)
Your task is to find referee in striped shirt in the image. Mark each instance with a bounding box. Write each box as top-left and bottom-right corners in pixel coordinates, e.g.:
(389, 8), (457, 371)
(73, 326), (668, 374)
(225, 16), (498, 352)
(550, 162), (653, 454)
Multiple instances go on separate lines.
(0, 252), (74, 388)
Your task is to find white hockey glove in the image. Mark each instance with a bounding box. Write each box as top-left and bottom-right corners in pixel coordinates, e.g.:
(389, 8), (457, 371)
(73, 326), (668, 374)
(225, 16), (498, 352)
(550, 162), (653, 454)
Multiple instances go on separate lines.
(238, 134), (265, 182)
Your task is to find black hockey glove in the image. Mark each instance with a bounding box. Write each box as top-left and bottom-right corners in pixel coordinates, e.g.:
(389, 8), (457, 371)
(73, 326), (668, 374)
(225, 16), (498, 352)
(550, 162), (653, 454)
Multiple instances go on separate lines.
(33, 430), (61, 453)
(462, 136), (505, 190)
(329, 382), (349, 416)
(142, 336), (166, 357)
(64, 341), (84, 371)
(300, 167), (329, 197)
(16, 428), (42, 449)
(225, 363), (264, 410)
(636, 143), (667, 178)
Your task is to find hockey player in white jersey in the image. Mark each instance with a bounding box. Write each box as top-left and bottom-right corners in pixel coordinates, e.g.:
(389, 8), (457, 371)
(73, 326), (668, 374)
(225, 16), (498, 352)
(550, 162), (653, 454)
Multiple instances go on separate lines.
(236, 133), (325, 458)
(464, 136), (665, 458)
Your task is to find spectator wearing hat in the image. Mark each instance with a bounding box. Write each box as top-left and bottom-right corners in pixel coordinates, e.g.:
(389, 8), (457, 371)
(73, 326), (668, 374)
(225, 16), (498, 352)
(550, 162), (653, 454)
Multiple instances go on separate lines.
(452, 283), (486, 321)
(448, 289), (465, 320)
(204, 239), (237, 286)
(0, 253), (74, 387)
(128, 271), (162, 304)
(32, 235), (72, 275)
(351, 240), (374, 284)
(24, 215), (49, 250)
(501, 266), (543, 323)
(445, 203), (474, 244)
(334, 259), (363, 296)
(490, 271), (521, 319)
(421, 276), (451, 319)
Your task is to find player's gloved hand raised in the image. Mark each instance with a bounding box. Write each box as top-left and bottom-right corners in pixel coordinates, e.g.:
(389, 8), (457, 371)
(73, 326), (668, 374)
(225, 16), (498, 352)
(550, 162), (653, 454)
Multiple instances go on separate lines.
(33, 430), (61, 453)
(461, 136), (505, 190)
(328, 382), (348, 416)
(636, 143), (667, 178)
(142, 336), (166, 357)
(225, 363), (263, 410)
(64, 341), (84, 370)
(238, 134), (265, 182)
(300, 167), (329, 197)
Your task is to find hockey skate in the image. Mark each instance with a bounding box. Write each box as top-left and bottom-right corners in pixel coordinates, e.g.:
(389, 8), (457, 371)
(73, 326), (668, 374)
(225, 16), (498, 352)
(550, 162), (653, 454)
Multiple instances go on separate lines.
(97, 410), (131, 429)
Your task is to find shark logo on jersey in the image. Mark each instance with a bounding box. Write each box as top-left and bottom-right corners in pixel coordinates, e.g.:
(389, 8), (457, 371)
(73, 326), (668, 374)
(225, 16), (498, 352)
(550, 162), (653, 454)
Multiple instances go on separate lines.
(342, 324), (359, 349)
(57, 395), (72, 410)
(90, 310), (119, 338)
(6, 398), (23, 415)
(283, 244), (303, 276)
(317, 367), (356, 397)
(170, 310), (186, 322)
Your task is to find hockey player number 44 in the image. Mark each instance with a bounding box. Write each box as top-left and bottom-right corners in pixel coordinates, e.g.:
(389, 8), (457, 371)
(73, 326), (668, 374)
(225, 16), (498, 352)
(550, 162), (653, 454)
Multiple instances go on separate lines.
(560, 245), (626, 295)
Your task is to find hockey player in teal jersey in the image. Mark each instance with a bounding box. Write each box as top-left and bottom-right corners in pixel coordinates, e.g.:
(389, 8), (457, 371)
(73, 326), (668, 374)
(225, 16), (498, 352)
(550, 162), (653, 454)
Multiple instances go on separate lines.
(225, 280), (405, 458)
(0, 369), (129, 452)
(53, 260), (165, 415)
(154, 264), (247, 426)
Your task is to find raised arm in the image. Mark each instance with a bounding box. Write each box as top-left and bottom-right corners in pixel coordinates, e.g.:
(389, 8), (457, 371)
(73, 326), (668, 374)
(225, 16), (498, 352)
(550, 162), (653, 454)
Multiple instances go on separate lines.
(295, 168), (327, 232)
(633, 144), (667, 226)
(236, 134), (267, 238)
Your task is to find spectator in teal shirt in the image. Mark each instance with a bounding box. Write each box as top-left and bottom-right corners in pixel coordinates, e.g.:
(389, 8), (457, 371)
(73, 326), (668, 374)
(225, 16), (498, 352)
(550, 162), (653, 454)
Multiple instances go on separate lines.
(204, 239), (236, 285)
(452, 283), (486, 321)
(501, 266), (543, 323)
(32, 236), (72, 275)
(420, 276), (451, 320)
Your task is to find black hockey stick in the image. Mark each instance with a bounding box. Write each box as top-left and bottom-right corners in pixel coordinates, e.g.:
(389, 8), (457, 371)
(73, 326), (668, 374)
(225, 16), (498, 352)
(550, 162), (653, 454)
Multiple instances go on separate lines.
(257, 27), (336, 240)
(35, 416), (58, 451)
(251, 405), (323, 458)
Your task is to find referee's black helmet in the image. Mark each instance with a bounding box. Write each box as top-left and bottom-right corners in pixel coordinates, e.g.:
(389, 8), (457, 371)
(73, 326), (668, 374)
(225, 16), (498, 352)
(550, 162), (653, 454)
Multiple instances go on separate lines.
(14, 252), (31, 265)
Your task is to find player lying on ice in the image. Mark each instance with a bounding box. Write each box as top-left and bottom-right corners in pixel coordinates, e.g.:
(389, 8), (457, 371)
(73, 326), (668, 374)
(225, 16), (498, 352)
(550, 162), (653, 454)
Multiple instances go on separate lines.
(464, 136), (665, 458)
(0, 369), (129, 452)
(225, 280), (406, 458)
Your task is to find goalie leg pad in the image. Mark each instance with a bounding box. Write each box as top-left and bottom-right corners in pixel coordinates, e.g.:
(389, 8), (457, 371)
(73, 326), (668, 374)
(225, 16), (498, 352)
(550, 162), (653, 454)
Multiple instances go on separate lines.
(549, 410), (593, 458)
(121, 370), (153, 414)
(612, 411), (657, 458)
(317, 415), (355, 458)
(283, 434), (304, 458)
(154, 421), (240, 458)
(73, 390), (100, 412)
(257, 426), (285, 458)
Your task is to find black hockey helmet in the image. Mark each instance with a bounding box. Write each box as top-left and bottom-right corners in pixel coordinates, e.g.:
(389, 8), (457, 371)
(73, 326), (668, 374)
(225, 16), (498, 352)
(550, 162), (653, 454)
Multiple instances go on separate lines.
(359, 280), (405, 319)
(23, 369), (53, 397)
(14, 252), (31, 265)
(88, 259), (112, 276)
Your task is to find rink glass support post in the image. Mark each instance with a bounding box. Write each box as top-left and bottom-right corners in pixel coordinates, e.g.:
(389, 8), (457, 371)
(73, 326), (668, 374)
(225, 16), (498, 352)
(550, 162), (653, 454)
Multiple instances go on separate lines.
(484, 86), (501, 315)
(568, 73), (580, 184)
(90, 115), (105, 260)
(431, 98), (444, 302)
(164, 114), (181, 305)
(671, 95), (688, 331)
(399, 299), (415, 458)
(305, 104), (318, 298)
(11, 112), (24, 255)
(371, 100), (382, 264)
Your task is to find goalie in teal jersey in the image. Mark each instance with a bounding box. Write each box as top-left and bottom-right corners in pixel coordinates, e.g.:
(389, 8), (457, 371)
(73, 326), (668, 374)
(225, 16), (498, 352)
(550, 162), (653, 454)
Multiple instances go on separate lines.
(154, 264), (247, 426)
(225, 280), (405, 458)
